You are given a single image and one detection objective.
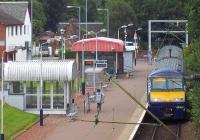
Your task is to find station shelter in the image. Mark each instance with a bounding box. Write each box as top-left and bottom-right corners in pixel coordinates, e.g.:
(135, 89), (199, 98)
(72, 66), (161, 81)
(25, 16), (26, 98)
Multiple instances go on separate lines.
(3, 60), (77, 114)
(71, 37), (124, 75)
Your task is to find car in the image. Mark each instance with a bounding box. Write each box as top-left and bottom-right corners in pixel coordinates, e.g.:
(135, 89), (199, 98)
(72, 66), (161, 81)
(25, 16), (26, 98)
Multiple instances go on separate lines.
(40, 44), (49, 57)
(125, 41), (137, 51)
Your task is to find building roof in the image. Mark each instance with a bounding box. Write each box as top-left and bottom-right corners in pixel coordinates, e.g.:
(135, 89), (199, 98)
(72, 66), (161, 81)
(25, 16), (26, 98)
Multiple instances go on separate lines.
(4, 60), (77, 81)
(71, 37), (124, 52)
(0, 2), (28, 23)
(0, 9), (23, 25)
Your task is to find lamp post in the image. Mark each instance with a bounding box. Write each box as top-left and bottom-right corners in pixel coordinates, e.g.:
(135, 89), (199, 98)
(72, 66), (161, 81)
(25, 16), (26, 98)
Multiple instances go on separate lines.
(1, 50), (6, 140)
(87, 29), (107, 61)
(85, 0), (88, 38)
(60, 29), (65, 60)
(66, 6), (81, 40)
(133, 28), (142, 66)
(134, 28), (142, 49)
(97, 8), (109, 37)
(120, 23), (133, 47)
(81, 33), (88, 96)
(118, 23), (133, 40)
(39, 40), (51, 126)
(86, 29), (106, 92)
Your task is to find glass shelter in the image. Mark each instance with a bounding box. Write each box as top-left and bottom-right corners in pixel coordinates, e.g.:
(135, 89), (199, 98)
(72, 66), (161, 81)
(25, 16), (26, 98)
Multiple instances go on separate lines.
(3, 60), (77, 114)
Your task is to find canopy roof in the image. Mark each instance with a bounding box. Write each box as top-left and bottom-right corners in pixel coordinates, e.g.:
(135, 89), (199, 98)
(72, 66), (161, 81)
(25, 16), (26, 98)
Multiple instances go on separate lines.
(71, 37), (124, 52)
(4, 60), (77, 81)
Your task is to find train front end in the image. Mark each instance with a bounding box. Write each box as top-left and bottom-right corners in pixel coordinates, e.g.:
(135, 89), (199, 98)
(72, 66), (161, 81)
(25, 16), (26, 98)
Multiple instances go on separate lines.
(147, 69), (186, 119)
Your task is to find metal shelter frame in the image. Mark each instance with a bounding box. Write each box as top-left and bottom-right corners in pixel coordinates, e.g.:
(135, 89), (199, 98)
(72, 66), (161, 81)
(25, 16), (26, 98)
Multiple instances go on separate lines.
(148, 20), (188, 64)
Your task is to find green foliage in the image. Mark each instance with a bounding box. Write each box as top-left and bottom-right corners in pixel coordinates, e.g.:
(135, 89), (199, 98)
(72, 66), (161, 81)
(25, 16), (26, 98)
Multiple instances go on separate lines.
(107, 0), (136, 38)
(188, 82), (200, 126)
(1, 104), (38, 140)
(186, 0), (200, 39)
(32, 0), (46, 37)
(184, 0), (200, 126)
(43, 0), (68, 31)
(58, 48), (75, 59)
(184, 39), (200, 73)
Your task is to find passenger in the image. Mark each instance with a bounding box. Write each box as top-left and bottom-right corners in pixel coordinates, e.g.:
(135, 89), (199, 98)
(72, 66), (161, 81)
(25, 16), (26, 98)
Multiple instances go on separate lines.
(96, 89), (104, 112)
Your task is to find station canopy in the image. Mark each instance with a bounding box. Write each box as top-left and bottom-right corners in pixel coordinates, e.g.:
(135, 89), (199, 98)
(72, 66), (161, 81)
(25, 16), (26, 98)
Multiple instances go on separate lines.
(71, 37), (124, 52)
(4, 60), (77, 81)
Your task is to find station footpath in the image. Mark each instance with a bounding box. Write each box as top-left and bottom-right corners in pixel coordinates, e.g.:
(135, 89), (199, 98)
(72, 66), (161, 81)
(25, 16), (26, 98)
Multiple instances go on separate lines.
(15, 60), (153, 140)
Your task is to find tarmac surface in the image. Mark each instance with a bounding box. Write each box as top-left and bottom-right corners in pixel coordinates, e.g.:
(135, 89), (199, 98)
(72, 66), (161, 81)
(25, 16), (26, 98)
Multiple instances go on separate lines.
(15, 59), (153, 140)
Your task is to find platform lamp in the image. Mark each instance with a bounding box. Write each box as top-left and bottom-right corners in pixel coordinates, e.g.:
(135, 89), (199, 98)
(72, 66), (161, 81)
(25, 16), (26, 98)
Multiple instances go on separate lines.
(39, 39), (51, 126)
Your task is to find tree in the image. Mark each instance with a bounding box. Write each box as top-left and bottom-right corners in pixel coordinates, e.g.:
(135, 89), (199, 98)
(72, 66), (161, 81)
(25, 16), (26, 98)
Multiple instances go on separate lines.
(107, 0), (136, 38)
(43, 0), (67, 31)
(184, 0), (200, 126)
(186, 0), (200, 39)
(32, 0), (46, 38)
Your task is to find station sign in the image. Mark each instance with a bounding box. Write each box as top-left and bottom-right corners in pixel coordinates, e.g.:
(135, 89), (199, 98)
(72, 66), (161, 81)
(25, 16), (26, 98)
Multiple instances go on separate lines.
(84, 59), (107, 68)
(96, 60), (107, 68)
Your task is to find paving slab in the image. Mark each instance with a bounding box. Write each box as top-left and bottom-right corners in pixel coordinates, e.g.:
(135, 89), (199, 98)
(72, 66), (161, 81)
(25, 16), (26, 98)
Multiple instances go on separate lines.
(15, 60), (153, 140)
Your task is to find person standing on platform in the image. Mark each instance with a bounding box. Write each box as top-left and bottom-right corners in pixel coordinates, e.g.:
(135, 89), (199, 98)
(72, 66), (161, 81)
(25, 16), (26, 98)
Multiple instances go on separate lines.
(96, 89), (104, 112)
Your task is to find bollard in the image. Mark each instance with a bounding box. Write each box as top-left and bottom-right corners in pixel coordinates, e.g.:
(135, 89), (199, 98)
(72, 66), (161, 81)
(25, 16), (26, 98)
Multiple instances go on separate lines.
(40, 109), (43, 126)
(82, 82), (85, 95)
(0, 133), (4, 140)
(66, 103), (70, 114)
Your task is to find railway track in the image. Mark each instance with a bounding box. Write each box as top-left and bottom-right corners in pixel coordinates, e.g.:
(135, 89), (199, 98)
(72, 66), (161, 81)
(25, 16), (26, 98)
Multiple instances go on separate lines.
(133, 113), (182, 140)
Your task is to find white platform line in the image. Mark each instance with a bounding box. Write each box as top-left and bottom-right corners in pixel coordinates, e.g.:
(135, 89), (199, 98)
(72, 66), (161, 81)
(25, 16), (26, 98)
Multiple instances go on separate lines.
(128, 104), (148, 140)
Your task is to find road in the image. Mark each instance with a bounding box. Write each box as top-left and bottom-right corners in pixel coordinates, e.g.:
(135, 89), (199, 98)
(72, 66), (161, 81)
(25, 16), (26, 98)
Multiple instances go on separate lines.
(15, 59), (153, 140)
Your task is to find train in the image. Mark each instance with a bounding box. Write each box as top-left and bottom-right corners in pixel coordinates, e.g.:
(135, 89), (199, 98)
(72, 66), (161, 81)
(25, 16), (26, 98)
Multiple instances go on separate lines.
(147, 45), (186, 119)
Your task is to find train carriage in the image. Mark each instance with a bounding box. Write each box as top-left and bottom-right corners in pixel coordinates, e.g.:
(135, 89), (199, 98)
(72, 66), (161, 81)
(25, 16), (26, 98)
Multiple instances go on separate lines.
(147, 45), (186, 119)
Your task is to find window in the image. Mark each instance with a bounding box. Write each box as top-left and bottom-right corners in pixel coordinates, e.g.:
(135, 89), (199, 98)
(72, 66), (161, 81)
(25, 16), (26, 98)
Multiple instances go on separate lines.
(168, 78), (183, 90)
(11, 26), (13, 36)
(15, 26), (18, 35)
(152, 78), (167, 90)
(20, 26), (22, 35)
(7, 27), (9, 36)
(151, 78), (183, 90)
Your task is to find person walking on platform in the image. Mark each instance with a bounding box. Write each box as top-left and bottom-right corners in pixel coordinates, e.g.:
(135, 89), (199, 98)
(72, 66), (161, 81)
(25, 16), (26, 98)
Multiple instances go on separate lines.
(96, 89), (104, 112)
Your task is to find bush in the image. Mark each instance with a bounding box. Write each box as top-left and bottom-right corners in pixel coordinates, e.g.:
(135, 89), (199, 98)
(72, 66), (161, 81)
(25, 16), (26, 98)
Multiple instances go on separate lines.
(184, 39), (200, 73)
(188, 81), (200, 126)
(58, 48), (75, 59)
(184, 39), (200, 126)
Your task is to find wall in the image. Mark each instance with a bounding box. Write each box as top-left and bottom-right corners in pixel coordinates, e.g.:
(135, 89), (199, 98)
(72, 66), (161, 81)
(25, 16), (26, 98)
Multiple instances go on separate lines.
(4, 91), (25, 110)
(0, 24), (6, 58)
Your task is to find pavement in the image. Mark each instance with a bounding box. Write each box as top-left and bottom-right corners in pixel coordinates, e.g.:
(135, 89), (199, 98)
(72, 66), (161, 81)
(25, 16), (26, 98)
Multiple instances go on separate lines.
(15, 59), (153, 140)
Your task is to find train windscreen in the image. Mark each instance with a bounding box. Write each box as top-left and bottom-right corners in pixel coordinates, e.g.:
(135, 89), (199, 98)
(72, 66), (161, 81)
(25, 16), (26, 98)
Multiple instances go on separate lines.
(151, 78), (183, 90)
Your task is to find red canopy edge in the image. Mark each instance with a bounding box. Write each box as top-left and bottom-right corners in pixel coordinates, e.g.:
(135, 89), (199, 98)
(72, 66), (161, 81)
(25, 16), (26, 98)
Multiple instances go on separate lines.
(71, 37), (124, 52)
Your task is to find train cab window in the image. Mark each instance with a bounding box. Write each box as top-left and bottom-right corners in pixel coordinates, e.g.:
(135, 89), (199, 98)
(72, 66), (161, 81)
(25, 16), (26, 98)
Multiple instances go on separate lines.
(152, 78), (167, 90)
(168, 78), (183, 90)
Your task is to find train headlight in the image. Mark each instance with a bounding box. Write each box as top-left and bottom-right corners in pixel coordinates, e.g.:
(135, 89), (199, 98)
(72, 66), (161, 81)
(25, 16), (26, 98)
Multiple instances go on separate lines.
(174, 98), (185, 102)
(151, 98), (162, 102)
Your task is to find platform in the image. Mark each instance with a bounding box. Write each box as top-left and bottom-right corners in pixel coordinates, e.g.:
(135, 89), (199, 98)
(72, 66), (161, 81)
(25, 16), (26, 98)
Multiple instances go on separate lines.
(15, 60), (153, 140)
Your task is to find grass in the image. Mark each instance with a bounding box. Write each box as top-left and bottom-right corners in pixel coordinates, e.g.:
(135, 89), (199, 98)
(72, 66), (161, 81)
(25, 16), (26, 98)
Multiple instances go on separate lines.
(0, 103), (39, 140)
